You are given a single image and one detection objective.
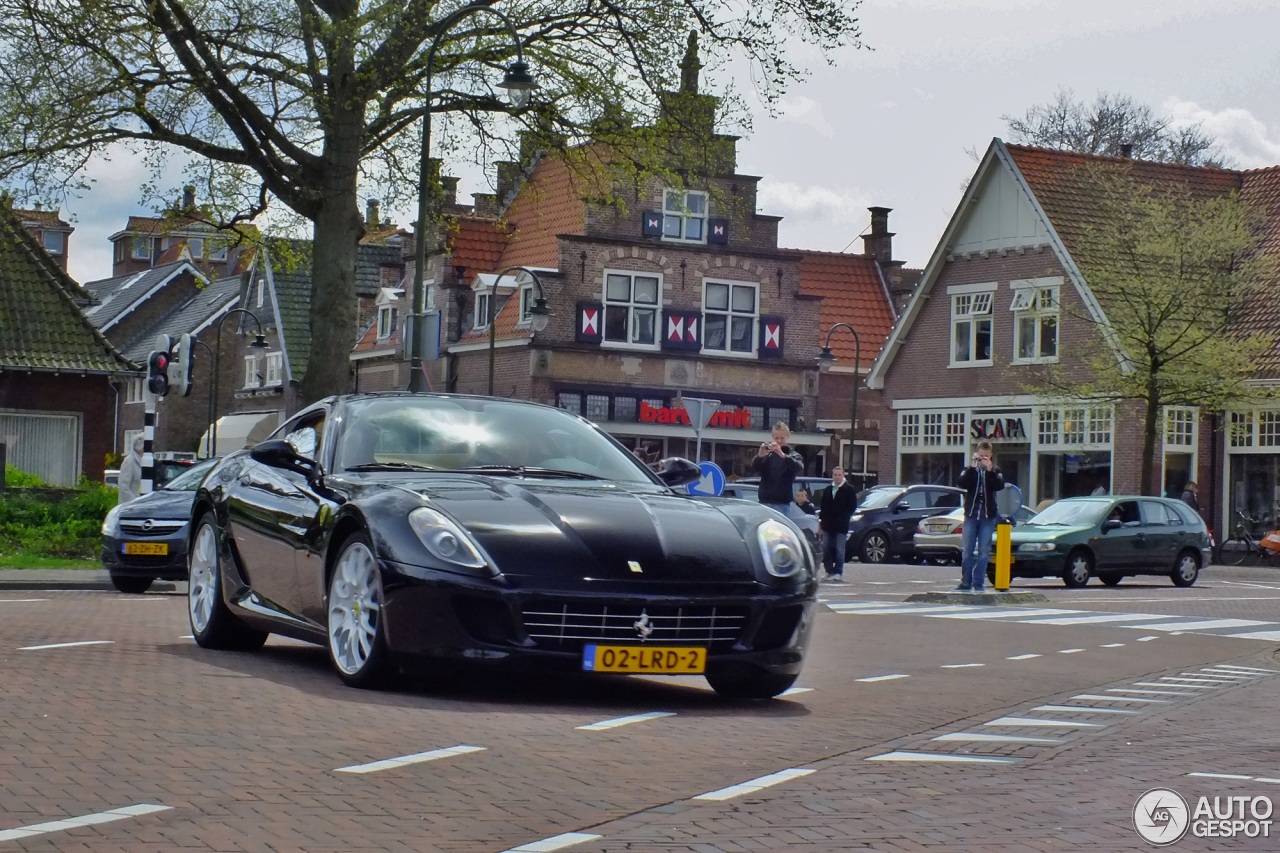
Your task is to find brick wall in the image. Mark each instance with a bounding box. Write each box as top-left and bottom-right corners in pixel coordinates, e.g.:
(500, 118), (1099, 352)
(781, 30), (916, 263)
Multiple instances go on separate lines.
(0, 372), (116, 479)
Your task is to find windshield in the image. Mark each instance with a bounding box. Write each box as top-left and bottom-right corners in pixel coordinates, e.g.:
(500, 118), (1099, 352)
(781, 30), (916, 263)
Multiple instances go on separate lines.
(1027, 499), (1107, 527)
(857, 488), (904, 510)
(336, 397), (659, 484)
(163, 459), (218, 491)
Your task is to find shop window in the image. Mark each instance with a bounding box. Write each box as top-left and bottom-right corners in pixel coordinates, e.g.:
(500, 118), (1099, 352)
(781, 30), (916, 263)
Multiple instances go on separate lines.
(950, 290), (993, 365)
(922, 413), (943, 447)
(1011, 282), (1059, 363)
(1230, 411), (1254, 448)
(614, 397), (637, 423)
(900, 413), (921, 449)
(744, 405), (765, 428)
(702, 281), (758, 355)
(1260, 412), (1280, 447)
(603, 271), (659, 347)
(946, 412), (967, 447)
(1062, 408), (1086, 445)
(585, 394), (610, 422)
(1038, 409), (1061, 446)
(662, 189), (707, 243)
(557, 392), (582, 415)
(1088, 406), (1112, 445)
(767, 408), (791, 430)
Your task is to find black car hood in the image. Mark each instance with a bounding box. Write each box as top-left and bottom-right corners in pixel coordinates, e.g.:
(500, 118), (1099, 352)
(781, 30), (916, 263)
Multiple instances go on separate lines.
(400, 477), (760, 584)
(117, 489), (196, 519)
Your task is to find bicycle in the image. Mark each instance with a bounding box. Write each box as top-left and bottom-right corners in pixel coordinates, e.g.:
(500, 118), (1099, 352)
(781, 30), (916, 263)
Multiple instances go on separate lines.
(1216, 510), (1280, 566)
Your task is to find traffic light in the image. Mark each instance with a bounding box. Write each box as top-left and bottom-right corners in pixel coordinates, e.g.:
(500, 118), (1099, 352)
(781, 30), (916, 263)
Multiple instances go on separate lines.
(170, 333), (194, 397)
(147, 350), (171, 396)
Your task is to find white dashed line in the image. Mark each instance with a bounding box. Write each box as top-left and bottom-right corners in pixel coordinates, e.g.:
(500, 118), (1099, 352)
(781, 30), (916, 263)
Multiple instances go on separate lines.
(498, 832), (605, 852)
(0, 599), (48, 603)
(1106, 688), (1195, 697)
(0, 804), (172, 842)
(576, 712), (675, 731)
(932, 732), (1060, 744)
(1212, 664), (1280, 674)
(1160, 676), (1237, 685)
(1136, 636), (1160, 641)
(984, 716), (1103, 728)
(17, 640), (113, 651)
(1101, 643), (1126, 648)
(1031, 704), (1138, 715)
(1007, 654), (1041, 660)
(1147, 619), (1271, 632)
(940, 663), (985, 669)
(1188, 772), (1254, 781)
(1073, 694), (1169, 703)
(1189, 671), (1251, 680)
(856, 673), (910, 683)
(693, 768), (815, 801)
(334, 745), (486, 774)
(866, 751), (1018, 764)
(1058, 648), (1086, 654)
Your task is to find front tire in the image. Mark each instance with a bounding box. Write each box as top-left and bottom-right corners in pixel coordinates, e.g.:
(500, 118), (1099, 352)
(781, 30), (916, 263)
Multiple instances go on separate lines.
(327, 532), (392, 689)
(1171, 550), (1200, 587)
(706, 664), (798, 699)
(110, 573), (153, 594)
(860, 530), (890, 564)
(1062, 550), (1093, 588)
(188, 514), (268, 651)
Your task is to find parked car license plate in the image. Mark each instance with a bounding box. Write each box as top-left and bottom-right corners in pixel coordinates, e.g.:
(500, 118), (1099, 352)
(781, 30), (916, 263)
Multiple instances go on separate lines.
(582, 644), (706, 674)
(123, 542), (168, 556)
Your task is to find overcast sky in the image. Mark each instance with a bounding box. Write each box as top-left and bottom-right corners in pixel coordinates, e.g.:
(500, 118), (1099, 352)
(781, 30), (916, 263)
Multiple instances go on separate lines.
(62, 0), (1280, 283)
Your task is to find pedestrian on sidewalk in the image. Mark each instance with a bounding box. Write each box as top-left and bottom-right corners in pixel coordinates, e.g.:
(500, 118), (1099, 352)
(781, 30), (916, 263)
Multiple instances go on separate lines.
(794, 489), (818, 515)
(117, 437), (144, 505)
(1181, 481), (1201, 515)
(957, 440), (1004, 593)
(752, 421), (804, 516)
(817, 466), (857, 582)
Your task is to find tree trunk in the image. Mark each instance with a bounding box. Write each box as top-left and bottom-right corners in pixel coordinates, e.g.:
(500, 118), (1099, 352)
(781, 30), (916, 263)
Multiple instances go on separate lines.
(1141, 377), (1160, 496)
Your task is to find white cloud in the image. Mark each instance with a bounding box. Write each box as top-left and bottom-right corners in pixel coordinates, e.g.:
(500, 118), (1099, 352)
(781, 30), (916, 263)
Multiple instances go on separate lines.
(776, 95), (835, 139)
(1162, 97), (1280, 168)
(757, 180), (876, 252)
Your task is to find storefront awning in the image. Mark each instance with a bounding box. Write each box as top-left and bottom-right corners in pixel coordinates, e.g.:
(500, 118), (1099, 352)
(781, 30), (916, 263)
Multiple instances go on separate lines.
(198, 411), (281, 458)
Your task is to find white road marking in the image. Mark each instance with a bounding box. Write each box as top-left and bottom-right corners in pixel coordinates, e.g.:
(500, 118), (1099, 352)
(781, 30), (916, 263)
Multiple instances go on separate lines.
(693, 768), (814, 801)
(927, 608), (1075, 620)
(0, 804), (171, 842)
(941, 663), (985, 669)
(499, 832), (604, 852)
(1145, 619), (1271, 632)
(1211, 664), (1280, 674)
(576, 712), (675, 731)
(1188, 772), (1254, 781)
(856, 673), (910, 683)
(1156, 677), (1231, 686)
(1225, 630), (1280, 642)
(1193, 670), (1254, 679)
(1032, 704), (1138, 715)
(781, 687), (814, 696)
(1106, 688), (1195, 696)
(984, 716), (1103, 728)
(334, 745), (485, 774)
(1022, 613), (1180, 626)
(1136, 636), (1160, 641)
(1218, 580), (1280, 591)
(1135, 682), (1215, 691)
(830, 604), (974, 615)
(866, 751), (1018, 764)
(1072, 694), (1169, 703)
(933, 732), (1060, 744)
(17, 640), (113, 651)
(1059, 648), (1086, 654)
(0, 599), (47, 603)
(1007, 653), (1041, 660)
(1101, 643), (1126, 647)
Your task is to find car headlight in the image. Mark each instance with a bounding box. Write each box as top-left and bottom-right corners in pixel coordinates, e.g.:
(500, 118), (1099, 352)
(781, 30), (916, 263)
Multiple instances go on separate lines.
(408, 507), (487, 569)
(849, 513), (863, 523)
(1018, 542), (1057, 552)
(757, 519), (804, 578)
(101, 505), (122, 535)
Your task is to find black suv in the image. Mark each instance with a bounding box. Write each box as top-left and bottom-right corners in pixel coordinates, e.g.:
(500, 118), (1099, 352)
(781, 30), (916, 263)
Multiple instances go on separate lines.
(848, 484), (964, 564)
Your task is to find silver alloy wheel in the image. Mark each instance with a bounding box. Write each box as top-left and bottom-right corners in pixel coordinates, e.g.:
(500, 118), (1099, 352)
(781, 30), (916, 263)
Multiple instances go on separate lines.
(189, 522), (220, 633)
(328, 541), (384, 676)
(1068, 555), (1090, 585)
(1176, 553), (1198, 582)
(863, 533), (888, 563)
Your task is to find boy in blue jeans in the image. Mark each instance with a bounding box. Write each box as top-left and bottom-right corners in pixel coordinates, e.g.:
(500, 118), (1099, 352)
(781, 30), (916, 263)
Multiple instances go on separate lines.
(957, 441), (1004, 593)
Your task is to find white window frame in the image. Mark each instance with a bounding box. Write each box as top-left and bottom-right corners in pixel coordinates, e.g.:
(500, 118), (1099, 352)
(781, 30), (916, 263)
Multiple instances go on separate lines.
(207, 240), (228, 262)
(947, 283), (995, 367)
(602, 269), (661, 350)
(1033, 404), (1114, 450)
(474, 289), (494, 331)
(243, 354), (261, 389)
(42, 230), (65, 255)
(662, 189), (707, 244)
(377, 306), (395, 340)
(1011, 278), (1060, 364)
(131, 236), (150, 260)
(187, 237), (203, 258)
(517, 285), (534, 326)
(255, 279), (264, 308)
(263, 352), (283, 387)
(125, 377), (144, 404)
(701, 279), (758, 356)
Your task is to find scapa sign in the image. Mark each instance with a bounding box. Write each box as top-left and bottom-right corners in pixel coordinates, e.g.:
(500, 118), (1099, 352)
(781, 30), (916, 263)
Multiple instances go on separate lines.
(970, 416), (1027, 442)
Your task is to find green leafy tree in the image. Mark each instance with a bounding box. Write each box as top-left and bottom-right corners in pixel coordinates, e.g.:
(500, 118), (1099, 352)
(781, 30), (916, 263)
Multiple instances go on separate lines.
(1037, 164), (1274, 494)
(0, 0), (864, 401)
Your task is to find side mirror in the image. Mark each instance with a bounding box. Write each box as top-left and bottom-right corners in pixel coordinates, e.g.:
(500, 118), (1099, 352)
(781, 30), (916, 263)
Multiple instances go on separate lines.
(893, 500), (911, 512)
(1102, 519), (1122, 532)
(655, 456), (701, 488)
(251, 438), (320, 482)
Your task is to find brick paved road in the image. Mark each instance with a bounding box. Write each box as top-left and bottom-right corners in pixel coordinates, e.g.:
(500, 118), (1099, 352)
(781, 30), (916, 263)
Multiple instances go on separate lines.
(1, 567), (1279, 851)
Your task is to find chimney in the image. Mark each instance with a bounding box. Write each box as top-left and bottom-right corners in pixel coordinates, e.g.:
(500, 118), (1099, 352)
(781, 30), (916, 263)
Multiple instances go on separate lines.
(366, 198), (381, 226)
(182, 185), (196, 210)
(861, 206), (895, 264)
(1119, 142), (1134, 158)
(494, 161), (520, 207)
(441, 176), (459, 207)
(472, 192), (498, 218)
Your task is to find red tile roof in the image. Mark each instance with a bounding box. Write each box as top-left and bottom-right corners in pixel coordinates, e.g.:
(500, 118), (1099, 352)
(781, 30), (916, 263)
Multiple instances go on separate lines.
(496, 150), (605, 269)
(14, 208), (70, 228)
(1236, 167), (1280, 377)
(449, 216), (510, 277)
(795, 250), (896, 369)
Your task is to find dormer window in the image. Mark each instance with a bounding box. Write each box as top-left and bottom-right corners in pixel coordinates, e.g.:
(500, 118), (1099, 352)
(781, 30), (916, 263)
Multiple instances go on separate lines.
(474, 291), (493, 331)
(663, 189), (707, 243)
(518, 286), (535, 325)
(131, 237), (150, 260)
(377, 306), (396, 340)
(187, 237), (203, 258)
(42, 231), (64, 255)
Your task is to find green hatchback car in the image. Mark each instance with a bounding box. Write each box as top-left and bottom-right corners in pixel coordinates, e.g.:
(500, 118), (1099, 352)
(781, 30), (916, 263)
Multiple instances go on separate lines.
(990, 495), (1211, 588)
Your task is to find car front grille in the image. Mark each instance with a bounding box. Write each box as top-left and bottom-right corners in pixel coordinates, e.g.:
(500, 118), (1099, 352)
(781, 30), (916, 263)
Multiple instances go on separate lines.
(520, 600), (748, 653)
(119, 520), (186, 537)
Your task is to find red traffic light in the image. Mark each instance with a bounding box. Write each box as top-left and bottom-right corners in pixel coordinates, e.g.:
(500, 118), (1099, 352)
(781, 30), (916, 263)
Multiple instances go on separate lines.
(150, 352), (169, 370)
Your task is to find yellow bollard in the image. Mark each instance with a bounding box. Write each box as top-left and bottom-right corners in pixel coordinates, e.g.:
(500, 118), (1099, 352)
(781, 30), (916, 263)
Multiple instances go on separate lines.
(994, 521), (1012, 592)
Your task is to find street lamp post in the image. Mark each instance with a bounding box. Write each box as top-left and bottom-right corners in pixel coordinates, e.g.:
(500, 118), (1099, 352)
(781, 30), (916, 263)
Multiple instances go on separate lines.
(816, 323), (862, 472)
(487, 266), (551, 396)
(409, 5), (538, 393)
(209, 308), (270, 456)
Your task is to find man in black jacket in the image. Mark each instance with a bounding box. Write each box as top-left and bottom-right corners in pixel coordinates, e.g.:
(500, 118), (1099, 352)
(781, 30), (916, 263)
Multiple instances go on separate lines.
(817, 466), (857, 582)
(752, 421), (805, 515)
(957, 440), (1004, 593)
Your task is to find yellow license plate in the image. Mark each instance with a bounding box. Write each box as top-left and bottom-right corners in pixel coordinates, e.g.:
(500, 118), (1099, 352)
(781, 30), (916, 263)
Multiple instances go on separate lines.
(123, 542), (168, 556)
(583, 644), (706, 674)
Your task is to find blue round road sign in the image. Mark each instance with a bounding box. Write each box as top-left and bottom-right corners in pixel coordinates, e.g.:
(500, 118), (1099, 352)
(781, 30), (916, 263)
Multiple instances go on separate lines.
(687, 461), (726, 497)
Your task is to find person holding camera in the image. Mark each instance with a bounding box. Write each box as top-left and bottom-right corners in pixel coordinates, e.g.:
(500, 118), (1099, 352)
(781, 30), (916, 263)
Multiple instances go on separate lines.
(957, 440), (1004, 593)
(752, 421), (804, 517)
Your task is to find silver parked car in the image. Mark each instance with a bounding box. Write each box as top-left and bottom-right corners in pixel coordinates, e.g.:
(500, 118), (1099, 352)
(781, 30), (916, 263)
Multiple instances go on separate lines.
(913, 504), (1038, 565)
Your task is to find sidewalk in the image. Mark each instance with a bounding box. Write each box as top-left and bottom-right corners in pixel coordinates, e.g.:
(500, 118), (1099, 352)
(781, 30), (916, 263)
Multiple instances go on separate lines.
(0, 569), (179, 591)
